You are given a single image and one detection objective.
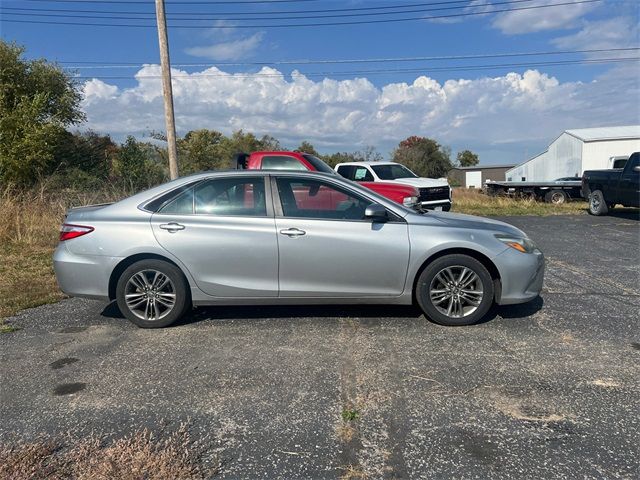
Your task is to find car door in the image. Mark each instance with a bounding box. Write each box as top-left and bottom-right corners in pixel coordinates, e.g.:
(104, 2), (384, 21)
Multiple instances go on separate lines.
(272, 175), (411, 297)
(150, 175), (279, 297)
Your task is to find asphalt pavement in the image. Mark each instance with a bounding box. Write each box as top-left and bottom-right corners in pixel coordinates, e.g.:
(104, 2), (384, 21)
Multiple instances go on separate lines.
(1, 213), (639, 479)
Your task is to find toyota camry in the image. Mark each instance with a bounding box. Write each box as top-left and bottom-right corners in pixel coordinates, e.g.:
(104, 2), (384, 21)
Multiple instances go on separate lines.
(54, 170), (544, 328)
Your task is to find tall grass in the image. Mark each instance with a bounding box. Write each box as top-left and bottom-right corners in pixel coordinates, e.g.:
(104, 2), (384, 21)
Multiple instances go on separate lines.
(451, 188), (587, 216)
(0, 186), (128, 322)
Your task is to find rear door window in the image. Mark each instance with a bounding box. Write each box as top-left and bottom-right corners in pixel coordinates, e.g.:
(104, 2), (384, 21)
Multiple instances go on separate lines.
(159, 177), (267, 216)
(336, 165), (354, 180)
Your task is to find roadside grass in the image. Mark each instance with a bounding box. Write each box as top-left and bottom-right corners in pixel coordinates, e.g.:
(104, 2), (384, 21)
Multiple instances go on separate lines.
(0, 426), (216, 480)
(451, 188), (587, 216)
(0, 187), (124, 326)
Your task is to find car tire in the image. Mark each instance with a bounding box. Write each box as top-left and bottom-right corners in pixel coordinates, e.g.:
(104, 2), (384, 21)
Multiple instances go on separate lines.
(116, 259), (191, 328)
(415, 254), (494, 326)
(588, 190), (608, 216)
(544, 190), (567, 204)
(442, 204), (451, 212)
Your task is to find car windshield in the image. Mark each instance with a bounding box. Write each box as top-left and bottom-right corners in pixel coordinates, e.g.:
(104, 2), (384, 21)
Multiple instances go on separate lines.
(371, 164), (418, 180)
(302, 154), (336, 174)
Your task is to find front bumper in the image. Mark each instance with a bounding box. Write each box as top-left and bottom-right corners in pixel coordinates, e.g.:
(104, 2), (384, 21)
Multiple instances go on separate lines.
(493, 247), (545, 305)
(53, 243), (121, 301)
(420, 200), (451, 211)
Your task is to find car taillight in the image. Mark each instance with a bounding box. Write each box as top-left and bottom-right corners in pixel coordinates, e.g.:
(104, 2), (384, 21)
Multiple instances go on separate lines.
(60, 224), (94, 241)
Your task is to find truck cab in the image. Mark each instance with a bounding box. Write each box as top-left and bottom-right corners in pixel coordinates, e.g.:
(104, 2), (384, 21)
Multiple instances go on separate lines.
(236, 151), (423, 209)
(335, 161), (452, 211)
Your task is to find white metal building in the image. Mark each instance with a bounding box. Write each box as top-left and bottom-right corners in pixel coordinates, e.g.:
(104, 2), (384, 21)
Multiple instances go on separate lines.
(506, 126), (640, 182)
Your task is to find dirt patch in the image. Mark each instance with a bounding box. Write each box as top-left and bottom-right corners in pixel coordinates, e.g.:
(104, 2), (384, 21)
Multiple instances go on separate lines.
(487, 390), (567, 423)
(0, 426), (216, 480)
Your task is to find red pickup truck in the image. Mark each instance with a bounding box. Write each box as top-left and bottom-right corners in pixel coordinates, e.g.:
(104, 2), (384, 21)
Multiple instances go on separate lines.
(235, 151), (421, 209)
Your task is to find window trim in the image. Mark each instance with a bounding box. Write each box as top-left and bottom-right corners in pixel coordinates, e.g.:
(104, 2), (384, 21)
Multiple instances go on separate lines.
(270, 175), (406, 223)
(152, 175), (274, 218)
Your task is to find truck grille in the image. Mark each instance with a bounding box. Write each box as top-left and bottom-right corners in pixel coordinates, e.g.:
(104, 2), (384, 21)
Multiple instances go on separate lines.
(418, 187), (450, 202)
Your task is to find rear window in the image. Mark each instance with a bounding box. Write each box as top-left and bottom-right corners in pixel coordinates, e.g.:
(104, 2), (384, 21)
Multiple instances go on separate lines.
(261, 155), (307, 171)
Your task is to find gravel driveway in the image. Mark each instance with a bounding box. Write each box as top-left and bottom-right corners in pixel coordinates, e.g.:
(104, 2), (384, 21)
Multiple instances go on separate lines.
(1, 214), (639, 479)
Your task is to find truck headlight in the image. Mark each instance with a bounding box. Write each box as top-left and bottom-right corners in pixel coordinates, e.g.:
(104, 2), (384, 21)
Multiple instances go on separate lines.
(403, 196), (418, 207)
(495, 234), (538, 254)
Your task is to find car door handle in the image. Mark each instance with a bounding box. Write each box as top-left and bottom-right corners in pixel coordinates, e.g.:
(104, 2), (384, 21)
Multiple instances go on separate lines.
(159, 222), (185, 233)
(279, 228), (306, 237)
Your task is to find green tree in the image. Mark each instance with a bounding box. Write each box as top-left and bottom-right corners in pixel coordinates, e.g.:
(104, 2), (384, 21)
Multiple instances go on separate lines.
(391, 136), (452, 178)
(112, 136), (165, 191)
(178, 129), (226, 174)
(0, 41), (85, 186)
(295, 141), (319, 156)
(457, 149), (479, 167)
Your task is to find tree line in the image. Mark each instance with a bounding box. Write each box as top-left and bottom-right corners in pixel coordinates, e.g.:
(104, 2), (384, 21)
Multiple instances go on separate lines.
(0, 40), (479, 191)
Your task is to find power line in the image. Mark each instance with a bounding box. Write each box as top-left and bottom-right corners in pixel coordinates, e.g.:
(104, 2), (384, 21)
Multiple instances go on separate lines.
(0, 0), (605, 28)
(57, 47), (640, 68)
(0, 1), (478, 16)
(0, 0), (543, 22)
(69, 57), (640, 79)
(0, 0), (541, 21)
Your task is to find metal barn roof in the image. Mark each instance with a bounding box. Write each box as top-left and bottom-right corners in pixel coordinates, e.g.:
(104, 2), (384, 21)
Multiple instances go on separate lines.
(564, 125), (640, 142)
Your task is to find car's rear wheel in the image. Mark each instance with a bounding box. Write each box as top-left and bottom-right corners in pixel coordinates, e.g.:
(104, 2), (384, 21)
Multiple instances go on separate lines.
(588, 190), (608, 216)
(545, 190), (567, 204)
(116, 259), (190, 328)
(415, 254), (494, 326)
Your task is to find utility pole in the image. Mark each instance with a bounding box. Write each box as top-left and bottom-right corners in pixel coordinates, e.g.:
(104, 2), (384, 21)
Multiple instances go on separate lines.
(155, 0), (179, 179)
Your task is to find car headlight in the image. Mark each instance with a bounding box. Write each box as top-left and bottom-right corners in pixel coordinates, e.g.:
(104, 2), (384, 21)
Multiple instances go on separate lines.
(495, 234), (538, 254)
(403, 196), (418, 207)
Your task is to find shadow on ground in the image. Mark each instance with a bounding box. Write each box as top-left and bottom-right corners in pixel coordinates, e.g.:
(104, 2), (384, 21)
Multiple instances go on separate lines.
(101, 295), (544, 327)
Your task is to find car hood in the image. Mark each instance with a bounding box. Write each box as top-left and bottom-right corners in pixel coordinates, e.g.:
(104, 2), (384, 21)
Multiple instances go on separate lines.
(384, 178), (449, 188)
(410, 210), (528, 237)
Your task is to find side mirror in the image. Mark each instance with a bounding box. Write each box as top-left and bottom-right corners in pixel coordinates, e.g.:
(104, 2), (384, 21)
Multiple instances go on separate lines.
(633, 165), (640, 172)
(364, 203), (388, 222)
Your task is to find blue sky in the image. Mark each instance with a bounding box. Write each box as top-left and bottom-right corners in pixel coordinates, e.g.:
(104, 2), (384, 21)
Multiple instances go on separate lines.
(1, 0), (639, 164)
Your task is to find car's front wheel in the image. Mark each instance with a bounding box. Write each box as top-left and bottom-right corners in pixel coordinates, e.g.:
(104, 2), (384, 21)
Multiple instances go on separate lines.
(116, 259), (190, 328)
(415, 254), (494, 326)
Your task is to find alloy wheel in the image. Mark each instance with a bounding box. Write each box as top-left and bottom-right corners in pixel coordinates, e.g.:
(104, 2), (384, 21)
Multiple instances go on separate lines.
(124, 269), (176, 321)
(429, 266), (484, 318)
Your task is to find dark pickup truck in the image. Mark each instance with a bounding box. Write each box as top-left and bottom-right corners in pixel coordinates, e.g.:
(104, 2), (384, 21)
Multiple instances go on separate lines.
(582, 151), (640, 215)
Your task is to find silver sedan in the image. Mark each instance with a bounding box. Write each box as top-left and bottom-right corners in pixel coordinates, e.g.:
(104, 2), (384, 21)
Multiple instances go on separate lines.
(54, 171), (544, 328)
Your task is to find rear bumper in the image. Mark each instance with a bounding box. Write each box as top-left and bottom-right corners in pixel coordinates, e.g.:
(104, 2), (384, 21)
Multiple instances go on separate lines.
(53, 243), (121, 301)
(494, 247), (545, 305)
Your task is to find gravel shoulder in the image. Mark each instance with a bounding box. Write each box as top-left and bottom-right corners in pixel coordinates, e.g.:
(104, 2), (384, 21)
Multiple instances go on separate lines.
(1, 214), (639, 478)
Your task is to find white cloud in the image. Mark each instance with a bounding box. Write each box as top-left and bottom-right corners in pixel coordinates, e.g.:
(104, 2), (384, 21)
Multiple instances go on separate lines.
(81, 64), (639, 158)
(492, 0), (597, 34)
(552, 16), (640, 53)
(185, 32), (265, 61)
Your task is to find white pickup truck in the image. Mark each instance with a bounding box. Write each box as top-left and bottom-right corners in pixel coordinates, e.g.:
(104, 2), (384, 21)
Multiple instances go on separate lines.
(335, 161), (452, 211)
